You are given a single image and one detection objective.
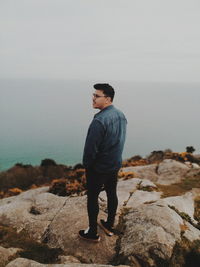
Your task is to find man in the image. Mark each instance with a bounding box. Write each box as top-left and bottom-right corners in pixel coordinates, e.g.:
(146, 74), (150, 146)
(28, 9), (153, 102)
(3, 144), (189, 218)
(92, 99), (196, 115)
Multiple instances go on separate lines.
(79, 83), (127, 242)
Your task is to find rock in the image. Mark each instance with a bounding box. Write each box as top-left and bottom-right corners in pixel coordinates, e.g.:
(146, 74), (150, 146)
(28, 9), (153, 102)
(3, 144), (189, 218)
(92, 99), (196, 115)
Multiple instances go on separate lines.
(138, 179), (157, 189)
(0, 189), (117, 265)
(117, 203), (183, 266)
(156, 159), (190, 185)
(117, 200), (200, 267)
(191, 163), (200, 169)
(161, 192), (196, 221)
(99, 178), (158, 212)
(6, 258), (130, 266)
(6, 258), (42, 267)
(1, 162), (199, 267)
(122, 160), (191, 185)
(122, 165), (158, 182)
(58, 255), (80, 263)
(183, 221), (200, 242)
(185, 161), (193, 168)
(0, 186), (49, 206)
(0, 188), (68, 241)
(43, 196), (117, 264)
(185, 161), (200, 169)
(126, 190), (161, 208)
(99, 178), (140, 211)
(0, 246), (22, 266)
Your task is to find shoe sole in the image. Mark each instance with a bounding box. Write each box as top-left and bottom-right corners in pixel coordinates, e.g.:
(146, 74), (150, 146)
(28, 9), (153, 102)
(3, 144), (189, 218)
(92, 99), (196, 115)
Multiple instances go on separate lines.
(98, 221), (113, 236)
(78, 233), (101, 242)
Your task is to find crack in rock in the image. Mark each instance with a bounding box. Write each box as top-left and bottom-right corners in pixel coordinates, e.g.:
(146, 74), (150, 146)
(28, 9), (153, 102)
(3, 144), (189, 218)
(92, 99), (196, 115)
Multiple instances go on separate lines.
(41, 196), (70, 243)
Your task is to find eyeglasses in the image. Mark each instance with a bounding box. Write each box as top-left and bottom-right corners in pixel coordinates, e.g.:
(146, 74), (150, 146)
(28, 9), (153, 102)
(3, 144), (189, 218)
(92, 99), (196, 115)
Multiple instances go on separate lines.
(92, 93), (107, 98)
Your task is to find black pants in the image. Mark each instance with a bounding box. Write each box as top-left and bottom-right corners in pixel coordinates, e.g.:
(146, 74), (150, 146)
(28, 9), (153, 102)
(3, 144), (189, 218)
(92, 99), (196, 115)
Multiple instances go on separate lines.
(86, 168), (118, 234)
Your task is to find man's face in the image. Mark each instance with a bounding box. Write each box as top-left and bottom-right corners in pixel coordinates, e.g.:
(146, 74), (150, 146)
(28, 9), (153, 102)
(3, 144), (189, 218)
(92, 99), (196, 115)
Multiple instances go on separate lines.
(92, 89), (110, 110)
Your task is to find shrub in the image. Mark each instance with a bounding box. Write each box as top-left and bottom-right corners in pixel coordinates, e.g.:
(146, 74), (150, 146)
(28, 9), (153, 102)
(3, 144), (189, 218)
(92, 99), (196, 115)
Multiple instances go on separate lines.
(186, 146), (195, 153)
(49, 179), (67, 196)
(73, 163), (84, 170)
(40, 159), (57, 167)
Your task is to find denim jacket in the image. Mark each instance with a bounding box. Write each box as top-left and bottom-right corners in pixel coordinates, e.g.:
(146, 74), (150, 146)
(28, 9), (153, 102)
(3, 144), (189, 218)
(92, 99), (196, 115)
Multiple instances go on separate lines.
(83, 105), (127, 173)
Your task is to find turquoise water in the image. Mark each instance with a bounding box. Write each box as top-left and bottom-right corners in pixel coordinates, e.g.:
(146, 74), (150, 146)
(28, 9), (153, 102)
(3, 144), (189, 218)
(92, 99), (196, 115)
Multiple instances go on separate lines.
(1, 79), (200, 171)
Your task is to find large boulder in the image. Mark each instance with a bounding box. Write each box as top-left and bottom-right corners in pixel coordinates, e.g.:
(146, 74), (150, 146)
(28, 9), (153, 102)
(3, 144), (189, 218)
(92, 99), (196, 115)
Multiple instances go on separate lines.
(0, 187), (116, 264)
(116, 201), (200, 267)
(122, 160), (191, 185)
(0, 187), (66, 242)
(122, 165), (158, 182)
(43, 196), (117, 264)
(156, 159), (190, 185)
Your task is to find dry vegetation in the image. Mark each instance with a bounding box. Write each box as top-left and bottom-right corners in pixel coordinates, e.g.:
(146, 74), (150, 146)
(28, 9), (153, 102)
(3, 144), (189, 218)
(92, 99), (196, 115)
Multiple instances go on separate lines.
(0, 150), (199, 199)
(49, 169), (86, 196)
(0, 224), (62, 264)
(157, 170), (200, 198)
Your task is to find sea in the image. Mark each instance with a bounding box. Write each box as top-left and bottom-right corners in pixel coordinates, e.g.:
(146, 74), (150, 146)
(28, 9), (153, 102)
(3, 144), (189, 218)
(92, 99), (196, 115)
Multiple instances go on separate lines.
(0, 79), (200, 171)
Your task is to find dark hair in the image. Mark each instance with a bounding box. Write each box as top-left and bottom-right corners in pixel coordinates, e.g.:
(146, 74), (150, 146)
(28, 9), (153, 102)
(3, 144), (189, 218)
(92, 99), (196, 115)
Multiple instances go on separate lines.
(93, 83), (115, 102)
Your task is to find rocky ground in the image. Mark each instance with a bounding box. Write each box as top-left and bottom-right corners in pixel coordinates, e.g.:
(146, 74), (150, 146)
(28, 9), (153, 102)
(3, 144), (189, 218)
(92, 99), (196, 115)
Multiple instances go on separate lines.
(0, 152), (200, 267)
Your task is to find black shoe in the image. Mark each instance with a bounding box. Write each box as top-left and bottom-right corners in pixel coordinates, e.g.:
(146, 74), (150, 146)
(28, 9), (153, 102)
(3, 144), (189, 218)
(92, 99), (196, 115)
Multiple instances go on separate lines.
(99, 219), (114, 236)
(79, 228), (100, 242)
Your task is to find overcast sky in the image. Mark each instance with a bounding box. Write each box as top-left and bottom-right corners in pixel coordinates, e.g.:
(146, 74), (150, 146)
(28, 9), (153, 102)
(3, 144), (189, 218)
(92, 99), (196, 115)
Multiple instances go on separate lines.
(1, 0), (200, 82)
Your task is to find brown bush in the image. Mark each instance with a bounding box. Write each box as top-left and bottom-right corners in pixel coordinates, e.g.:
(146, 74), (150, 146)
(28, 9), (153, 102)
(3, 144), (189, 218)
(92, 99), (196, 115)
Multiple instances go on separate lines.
(49, 178), (67, 196)
(122, 158), (149, 167)
(49, 171), (86, 197)
(0, 166), (41, 191)
(118, 170), (135, 180)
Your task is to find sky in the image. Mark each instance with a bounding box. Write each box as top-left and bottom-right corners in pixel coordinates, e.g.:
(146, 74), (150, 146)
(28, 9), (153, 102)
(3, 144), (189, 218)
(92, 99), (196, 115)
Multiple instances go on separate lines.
(0, 0), (200, 82)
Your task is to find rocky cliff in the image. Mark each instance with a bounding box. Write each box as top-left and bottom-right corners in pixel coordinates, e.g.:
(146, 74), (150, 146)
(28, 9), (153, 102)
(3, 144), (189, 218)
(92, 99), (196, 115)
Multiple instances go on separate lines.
(0, 159), (200, 267)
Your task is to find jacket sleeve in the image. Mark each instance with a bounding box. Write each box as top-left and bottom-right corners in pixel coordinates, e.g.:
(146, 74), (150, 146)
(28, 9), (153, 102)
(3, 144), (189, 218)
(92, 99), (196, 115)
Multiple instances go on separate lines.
(82, 119), (105, 169)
